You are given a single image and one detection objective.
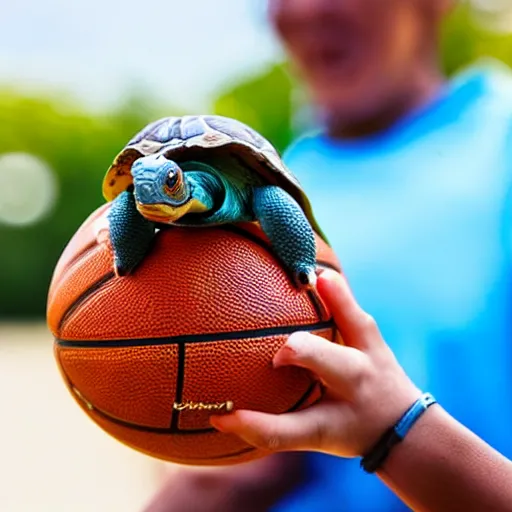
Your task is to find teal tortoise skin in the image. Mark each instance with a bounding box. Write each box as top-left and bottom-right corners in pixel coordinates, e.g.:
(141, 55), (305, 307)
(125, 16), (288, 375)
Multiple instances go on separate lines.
(102, 115), (328, 289)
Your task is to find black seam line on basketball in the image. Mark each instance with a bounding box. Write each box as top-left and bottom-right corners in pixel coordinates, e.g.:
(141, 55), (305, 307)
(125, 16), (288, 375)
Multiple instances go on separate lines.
(218, 224), (339, 323)
(287, 381), (319, 413)
(307, 290), (324, 323)
(55, 320), (334, 348)
(217, 224), (299, 284)
(55, 353), (226, 440)
(69, 391), (255, 458)
(218, 224), (341, 283)
(67, 385), (226, 436)
(175, 380), (320, 434)
(58, 351), (318, 438)
(63, 378), (320, 437)
(64, 240), (98, 274)
(51, 242), (100, 307)
(170, 342), (186, 431)
(57, 271), (116, 333)
(219, 224), (304, 286)
(217, 224), (341, 273)
(174, 427), (218, 435)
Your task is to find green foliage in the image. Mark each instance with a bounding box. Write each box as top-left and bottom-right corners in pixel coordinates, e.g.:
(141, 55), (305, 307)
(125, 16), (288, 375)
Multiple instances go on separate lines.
(440, 3), (512, 76)
(0, 92), (179, 318)
(214, 64), (295, 154)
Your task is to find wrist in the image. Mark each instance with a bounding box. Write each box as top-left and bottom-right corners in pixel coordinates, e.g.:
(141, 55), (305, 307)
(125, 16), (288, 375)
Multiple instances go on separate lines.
(379, 403), (443, 474)
(360, 392), (437, 473)
(359, 377), (422, 456)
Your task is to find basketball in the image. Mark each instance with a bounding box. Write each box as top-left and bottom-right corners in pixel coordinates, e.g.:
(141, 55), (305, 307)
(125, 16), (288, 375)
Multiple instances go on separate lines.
(47, 203), (341, 466)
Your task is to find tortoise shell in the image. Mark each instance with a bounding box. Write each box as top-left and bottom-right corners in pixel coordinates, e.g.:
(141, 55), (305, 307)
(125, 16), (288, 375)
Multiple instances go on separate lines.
(102, 115), (328, 242)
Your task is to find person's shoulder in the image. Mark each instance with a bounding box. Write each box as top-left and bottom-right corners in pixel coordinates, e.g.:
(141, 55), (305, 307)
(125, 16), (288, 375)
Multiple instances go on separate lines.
(282, 129), (324, 166)
(461, 59), (512, 113)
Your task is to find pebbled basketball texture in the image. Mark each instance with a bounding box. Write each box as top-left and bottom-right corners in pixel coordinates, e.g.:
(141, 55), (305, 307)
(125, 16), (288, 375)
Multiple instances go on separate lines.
(47, 204), (341, 466)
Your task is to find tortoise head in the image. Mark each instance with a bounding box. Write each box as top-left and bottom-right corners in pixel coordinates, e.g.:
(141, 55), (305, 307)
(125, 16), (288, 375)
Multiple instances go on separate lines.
(131, 154), (194, 223)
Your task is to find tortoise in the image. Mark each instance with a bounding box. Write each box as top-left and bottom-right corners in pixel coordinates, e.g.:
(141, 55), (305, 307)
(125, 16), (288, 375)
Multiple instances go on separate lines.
(102, 114), (328, 289)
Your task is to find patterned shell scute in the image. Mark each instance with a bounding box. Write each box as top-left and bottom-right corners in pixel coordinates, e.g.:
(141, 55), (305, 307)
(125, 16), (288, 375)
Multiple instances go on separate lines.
(122, 115), (302, 190)
(103, 115), (327, 242)
(126, 117), (180, 146)
(205, 116), (266, 147)
(128, 116), (266, 149)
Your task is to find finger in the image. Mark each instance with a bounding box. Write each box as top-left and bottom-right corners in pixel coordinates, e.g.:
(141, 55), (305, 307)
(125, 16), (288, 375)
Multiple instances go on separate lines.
(210, 402), (346, 453)
(317, 270), (382, 351)
(274, 331), (368, 392)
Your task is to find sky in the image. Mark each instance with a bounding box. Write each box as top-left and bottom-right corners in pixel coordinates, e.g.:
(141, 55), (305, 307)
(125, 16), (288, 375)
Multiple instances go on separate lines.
(0, 0), (283, 111)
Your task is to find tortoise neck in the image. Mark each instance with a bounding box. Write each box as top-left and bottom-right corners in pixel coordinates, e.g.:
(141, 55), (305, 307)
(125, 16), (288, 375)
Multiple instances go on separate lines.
(180, 161), (225, 213)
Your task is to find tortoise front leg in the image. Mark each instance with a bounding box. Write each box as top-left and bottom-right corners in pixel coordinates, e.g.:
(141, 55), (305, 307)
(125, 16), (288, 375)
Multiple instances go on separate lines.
(108, 190), (156, 276)
(252, 185), (317, 289)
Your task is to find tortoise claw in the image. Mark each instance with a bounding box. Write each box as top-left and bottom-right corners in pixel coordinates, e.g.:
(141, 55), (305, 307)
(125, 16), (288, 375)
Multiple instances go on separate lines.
(113, 261), (129, 278)
(297, 268), (332, 321)
(294, 267), (317, 291)
(112, 249), (146, 278)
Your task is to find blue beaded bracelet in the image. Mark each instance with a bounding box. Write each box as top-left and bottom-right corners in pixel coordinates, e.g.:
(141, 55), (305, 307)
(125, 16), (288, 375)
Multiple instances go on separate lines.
(360, 392), (437, 473)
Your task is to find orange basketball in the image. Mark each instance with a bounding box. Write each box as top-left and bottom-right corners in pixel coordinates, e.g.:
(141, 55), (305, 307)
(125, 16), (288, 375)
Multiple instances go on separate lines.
(47, 203), (341, 466)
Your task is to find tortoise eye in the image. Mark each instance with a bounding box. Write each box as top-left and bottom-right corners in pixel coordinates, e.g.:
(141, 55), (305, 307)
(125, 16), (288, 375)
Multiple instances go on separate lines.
(164, 167), (186, 200)
(165, 170), (179, 190)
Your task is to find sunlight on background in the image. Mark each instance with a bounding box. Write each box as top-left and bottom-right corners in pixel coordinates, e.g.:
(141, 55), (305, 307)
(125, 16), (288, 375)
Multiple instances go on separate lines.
(0, 0), (278, 111)
(472, 0), (512, 31)
(0, 153), (58, 227)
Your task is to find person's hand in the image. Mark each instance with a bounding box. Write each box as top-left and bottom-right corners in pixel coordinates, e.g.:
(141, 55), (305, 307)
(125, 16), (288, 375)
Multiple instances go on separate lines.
(210, 270), (421, 459)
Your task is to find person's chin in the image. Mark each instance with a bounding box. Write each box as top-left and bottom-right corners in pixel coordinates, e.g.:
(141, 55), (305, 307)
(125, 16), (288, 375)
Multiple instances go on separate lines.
(313, 87), (370, 118)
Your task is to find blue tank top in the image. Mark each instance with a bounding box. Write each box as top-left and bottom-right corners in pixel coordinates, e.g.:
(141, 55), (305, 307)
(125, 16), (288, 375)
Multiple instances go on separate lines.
(273, 61), (512, 512)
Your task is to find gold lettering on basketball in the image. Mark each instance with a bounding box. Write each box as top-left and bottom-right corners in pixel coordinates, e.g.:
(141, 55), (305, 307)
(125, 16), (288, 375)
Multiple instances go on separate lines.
(173, 401), (234, 412)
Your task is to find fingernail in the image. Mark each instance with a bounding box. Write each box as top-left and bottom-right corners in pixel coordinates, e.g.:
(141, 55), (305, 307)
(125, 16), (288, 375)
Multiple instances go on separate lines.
(287, 331), (311, 348)
(289, 331), (305, 341)
(317, 268), (337, 281)
(210, 416), (229, 432)
(273, 332), (308, 368)
(322, 269), (354, 297)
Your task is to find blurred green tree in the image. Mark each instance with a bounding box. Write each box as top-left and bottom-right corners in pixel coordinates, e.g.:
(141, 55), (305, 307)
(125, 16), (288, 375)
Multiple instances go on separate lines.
(440, 1), (512, 75)
(214, 64), (294, 154)
(0, 91), (180, 318)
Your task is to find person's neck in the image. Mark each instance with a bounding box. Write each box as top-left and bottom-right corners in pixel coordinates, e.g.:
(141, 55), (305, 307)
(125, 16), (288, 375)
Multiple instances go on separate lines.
(325, 68), (446, 140)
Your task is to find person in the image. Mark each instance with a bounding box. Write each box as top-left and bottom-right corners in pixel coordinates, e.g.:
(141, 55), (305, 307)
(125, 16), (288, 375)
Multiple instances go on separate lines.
(210, 269), (512, 512)
(143, 0), (512, 510)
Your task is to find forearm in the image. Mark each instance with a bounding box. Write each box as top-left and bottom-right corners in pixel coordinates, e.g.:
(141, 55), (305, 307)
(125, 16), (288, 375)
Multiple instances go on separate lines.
(194, 452), (307, 508)
(143, 453), (307, 512)
(378, 405), (512, 512)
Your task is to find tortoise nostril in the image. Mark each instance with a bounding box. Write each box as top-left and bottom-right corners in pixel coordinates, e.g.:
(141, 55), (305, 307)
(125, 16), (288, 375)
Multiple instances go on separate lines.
(135, 182), (156, 203)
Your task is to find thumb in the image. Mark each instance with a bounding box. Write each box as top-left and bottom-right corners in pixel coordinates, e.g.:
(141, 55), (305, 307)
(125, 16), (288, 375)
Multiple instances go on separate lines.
(210, 402), (347, 453)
